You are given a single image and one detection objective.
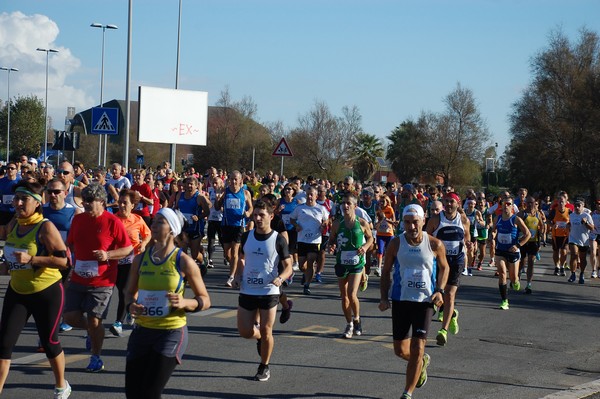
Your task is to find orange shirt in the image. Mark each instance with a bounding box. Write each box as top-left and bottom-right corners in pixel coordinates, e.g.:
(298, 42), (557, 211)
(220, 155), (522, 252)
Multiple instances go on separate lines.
(376, 205), (396, 237)
(117, 213), (151, 254)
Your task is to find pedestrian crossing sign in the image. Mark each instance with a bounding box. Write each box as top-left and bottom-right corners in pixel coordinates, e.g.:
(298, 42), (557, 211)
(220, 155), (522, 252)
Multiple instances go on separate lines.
(272, 137), (293, 157)
(91, 107), (119, 135)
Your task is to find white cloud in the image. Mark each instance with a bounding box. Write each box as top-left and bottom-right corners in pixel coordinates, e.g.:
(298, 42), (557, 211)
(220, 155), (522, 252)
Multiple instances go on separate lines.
(0, 11), (93, 128)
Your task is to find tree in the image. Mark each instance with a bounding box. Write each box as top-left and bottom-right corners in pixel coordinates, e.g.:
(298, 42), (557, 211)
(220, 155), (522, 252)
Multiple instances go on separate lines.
(348, 133), (384, 182)
(192, 87), (277, 174)
(507, 28), (600, 199)
(286, 102), (359, 181)
(0, 95), (45, 160)
(387, 84), (490, 186)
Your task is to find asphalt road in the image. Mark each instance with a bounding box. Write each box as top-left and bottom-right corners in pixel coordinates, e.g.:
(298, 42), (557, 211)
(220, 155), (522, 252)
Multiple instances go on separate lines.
(2, 244), (600, 399)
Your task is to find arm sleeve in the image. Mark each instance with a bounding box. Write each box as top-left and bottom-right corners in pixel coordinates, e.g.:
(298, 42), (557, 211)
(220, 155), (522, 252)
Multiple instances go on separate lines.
(275, 233), (291, 260)
(240, 231), (250, 254)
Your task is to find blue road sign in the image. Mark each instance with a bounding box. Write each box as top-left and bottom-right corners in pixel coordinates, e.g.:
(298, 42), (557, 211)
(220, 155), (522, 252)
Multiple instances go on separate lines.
(91, 107), (119, 135)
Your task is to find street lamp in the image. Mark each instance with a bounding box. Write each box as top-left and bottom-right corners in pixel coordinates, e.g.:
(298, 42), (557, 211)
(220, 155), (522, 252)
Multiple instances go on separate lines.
(36, 48), (58, 163)
(91, 22), (118, 167)
(0, 67), (18, 162)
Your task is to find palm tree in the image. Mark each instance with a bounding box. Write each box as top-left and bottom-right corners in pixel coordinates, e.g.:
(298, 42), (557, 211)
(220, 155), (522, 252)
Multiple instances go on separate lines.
(349, 133), (385, 182)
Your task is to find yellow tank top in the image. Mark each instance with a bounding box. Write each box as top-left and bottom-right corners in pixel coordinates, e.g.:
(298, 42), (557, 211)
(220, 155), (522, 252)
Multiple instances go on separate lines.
(136, 247), (186, 330)
(5, 220), (62, 295)
(523, 212), (540, 242)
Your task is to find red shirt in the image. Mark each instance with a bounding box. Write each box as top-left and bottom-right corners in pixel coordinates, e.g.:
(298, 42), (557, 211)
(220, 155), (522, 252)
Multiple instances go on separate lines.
(131, 183), (152, 217)
(68, 211), (132, 287)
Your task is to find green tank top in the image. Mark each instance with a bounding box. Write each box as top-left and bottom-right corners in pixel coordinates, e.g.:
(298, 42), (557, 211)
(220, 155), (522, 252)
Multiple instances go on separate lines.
(335, 218), (365, 267)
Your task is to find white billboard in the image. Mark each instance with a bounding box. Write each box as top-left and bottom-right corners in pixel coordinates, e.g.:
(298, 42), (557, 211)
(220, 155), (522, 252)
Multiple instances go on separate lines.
(138, 86), (208, 146)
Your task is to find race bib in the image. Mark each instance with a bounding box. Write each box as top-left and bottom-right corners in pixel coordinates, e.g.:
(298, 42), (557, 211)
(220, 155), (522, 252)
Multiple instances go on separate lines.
(497, 233), (512, 245)
(442, 240), (460, 256)
(74, 259), (100, 278)
(3, 194), (14, 205)
(555, 221), (567, 229)
(404, 268), (429, 297)
(182, 213), (195, 224)
(138, 289), (169, 317)
(4, 246), (31, 272)
(118, 251), (135, 265)
(226, 197), (241, 210)
(340, 250), (360, 266)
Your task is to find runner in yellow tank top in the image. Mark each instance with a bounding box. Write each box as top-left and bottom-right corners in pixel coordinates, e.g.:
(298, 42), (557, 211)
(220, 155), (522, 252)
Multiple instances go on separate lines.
(125, 208), (210, 399)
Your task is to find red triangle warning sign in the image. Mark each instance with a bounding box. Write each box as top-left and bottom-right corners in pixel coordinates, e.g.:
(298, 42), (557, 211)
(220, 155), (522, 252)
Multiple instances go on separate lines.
(272, 137), (293, 157)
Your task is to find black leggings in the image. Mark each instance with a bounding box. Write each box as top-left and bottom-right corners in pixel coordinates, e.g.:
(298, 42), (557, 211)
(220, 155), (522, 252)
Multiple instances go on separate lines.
(0, 281), (64, 359)
(125, 350), (178, 399)
(207, 221), (222, 260)
(115, 264), (131, 322)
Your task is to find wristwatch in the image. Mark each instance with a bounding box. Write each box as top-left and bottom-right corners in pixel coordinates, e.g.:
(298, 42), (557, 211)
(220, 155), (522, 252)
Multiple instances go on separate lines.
(434, 288), (445, 295)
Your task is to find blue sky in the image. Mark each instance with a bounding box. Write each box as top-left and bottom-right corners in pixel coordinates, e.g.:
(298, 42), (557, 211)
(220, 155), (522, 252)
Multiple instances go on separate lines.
(1, 0), (599, 157)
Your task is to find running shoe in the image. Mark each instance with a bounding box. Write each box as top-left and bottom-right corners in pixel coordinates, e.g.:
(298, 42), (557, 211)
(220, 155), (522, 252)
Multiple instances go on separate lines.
(525, 283), (532, 294)
(280, 300), (293, 324)
(437, 309), (444, 322)
(461, 267), (468, 276)
(292, 262), (300, 272)
(303, 285), (311, 295)
(568, 273), (576, 283)
(499, 299), (509, 310)
(400, 394), (412, 399)
(592, 270), (598, 278)
(467, 268), (473, 276)
(53, 380), (72, 399)
(353, 319), (362, 336)
(285, 273), (294, 286)
(109, 321), (123, 337)
(207, 259), (214, 268)
(360, 275), (369, 292)
(579, 274), (585, 284)
(59, 322), (72, 332)
(125, 313), (134, 326)
(448, 310), (459, 335)
(314, 273), (322, 283)
(255, 364), (270, 382)
(535, 252), (541, 261)
(342, 323), (353, 339)
(477, 261), (482, 271)
(512, 280), (521, 291)
(416, 353), (430, 388)
(224, 258), (230, 267)
(559, 267), (566, 276)
(226, 276), (234, 287)
(436, 329), (447, 346)
(374, 267), (381, 277)
(489, 259), (495, 267)
(554, 267), (560, 276)
(86, 355), (104, 372)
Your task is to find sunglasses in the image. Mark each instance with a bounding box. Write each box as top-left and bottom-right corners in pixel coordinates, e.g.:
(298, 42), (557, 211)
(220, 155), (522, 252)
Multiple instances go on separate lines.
(47, 189), (64, 195)
(7, 167), (16, 170)
(83, 196), (97, 203)
(58, 170), (71, 175)
(504, 202), (513, 206)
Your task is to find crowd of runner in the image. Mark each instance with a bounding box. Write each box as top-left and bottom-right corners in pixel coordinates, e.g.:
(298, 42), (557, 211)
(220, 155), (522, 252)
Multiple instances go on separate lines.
(0, 155), (598, 398)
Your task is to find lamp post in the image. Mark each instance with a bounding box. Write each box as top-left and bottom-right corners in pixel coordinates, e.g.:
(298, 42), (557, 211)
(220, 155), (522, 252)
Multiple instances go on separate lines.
(0, 67), (18, 162)
(91, 22), (118, 167)
(36, 48), (58, 163)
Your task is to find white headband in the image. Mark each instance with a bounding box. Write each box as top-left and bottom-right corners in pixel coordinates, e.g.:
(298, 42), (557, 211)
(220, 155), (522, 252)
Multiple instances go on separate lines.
(157, 208), (183, 236)
(402, 204), (425, 219)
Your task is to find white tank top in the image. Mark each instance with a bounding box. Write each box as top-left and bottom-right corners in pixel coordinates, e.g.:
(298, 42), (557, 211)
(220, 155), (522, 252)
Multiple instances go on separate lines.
(391, 233), (436, 302)
(65, 185), (84, 212)
(241, 231), (280, 296)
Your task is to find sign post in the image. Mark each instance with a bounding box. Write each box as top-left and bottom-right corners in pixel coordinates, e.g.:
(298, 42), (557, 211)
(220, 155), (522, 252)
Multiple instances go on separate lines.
(272, 137), (293, 177)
